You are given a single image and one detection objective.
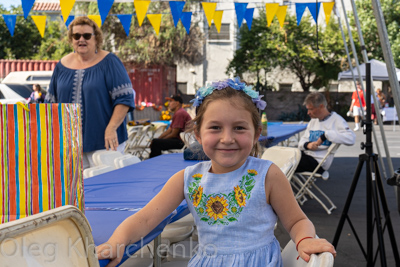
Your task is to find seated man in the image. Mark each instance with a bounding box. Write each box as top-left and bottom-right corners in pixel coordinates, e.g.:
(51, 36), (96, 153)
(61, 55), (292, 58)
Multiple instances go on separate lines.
(297, 92), (356, 175)
(149, 95), (192, 158)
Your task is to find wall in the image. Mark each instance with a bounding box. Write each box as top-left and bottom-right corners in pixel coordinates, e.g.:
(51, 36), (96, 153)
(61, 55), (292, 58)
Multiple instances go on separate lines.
(0, 60), (58, 80)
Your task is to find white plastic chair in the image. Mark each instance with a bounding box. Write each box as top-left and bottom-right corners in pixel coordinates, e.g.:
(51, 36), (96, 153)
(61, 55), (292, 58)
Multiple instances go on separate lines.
(261, 146), (302, 181)
(124, 125), (144, 154)
(114, 154), (141, 169)
(291, 143), (340, 214)
(83, 165), (115, 179)
(0, 205), (99, 267)
(131, 124), (167, 159)
(281, 238), (334, 267)
(92, 150), (123, 167)
(165, 132), (197, 154)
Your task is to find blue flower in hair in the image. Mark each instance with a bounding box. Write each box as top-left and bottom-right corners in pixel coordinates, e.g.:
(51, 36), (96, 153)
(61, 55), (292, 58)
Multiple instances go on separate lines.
(243, 85), (259, 99)
(227, 77), (246, 90)
(211, 80), (230, 90)
(254, 95), (267, 110)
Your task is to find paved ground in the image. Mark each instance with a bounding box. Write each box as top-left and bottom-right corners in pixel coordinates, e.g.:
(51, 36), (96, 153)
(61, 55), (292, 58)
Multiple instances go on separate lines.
(275, 122), (400, 266)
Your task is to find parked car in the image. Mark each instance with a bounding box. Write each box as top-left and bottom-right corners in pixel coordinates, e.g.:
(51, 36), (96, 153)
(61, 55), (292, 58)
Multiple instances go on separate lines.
(1, 71), (52, 91)
(0, 83), (32, 104)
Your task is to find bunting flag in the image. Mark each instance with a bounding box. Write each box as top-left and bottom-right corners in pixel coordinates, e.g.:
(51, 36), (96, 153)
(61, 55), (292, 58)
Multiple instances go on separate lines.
(323, 2), (335, 25)
(98, 0), (115, 25)
(306, 2), (321, 24)
(244, 8), (254, 30)
(265, 3), (279, 27)
(295, 3), (307, 26)
(60, 0), (76, 23)
(22, 0), (35, 19)
(202, 2), (217, 27)
(88, 15), (102, 28)
(117, 14), (132, 36)
(213, 10), (223, 33)
(65, 15), (75, 28)
(181, 12), (192, 34)
(31, 15), (47, 38)
(276, 5), (288, 28)
(147, 14), (162, 35)
(169, 1), (185, 28)
(134, 0), (151, 27)
(234, 3), (248, 28)
(2, 15), (17, 36)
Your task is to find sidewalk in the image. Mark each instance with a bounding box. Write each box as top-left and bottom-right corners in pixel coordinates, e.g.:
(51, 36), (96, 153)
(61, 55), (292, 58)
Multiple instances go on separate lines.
(275, 122), (400, 266)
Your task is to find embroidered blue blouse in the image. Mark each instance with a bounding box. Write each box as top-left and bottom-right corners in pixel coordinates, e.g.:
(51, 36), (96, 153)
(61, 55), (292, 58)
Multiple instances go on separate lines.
(45, 53), (135, 152)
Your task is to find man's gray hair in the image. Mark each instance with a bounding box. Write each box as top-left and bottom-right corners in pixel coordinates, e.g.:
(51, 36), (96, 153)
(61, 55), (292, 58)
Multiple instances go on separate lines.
(303, 92), (327, 107)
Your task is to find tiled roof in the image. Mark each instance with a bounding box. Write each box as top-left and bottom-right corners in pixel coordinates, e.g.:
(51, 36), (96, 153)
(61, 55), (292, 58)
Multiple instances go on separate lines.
(33, 2), (61, 11)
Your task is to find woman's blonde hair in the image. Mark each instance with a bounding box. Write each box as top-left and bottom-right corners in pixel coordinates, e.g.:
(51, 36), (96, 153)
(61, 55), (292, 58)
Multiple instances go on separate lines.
(186, 87), (262, 157)
(67, 17), (103, 51)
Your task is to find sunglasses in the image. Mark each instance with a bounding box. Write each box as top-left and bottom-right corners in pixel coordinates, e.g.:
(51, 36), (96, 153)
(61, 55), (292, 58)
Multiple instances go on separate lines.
(72, 33), (95, 40)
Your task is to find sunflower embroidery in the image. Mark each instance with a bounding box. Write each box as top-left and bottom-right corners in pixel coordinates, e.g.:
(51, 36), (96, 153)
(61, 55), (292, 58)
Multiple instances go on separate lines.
(192, 186), (203, 207)
(234, 185), (247, 207)
(247, 169), (258, 176)
(206, 196), (229, 220)
(192, 173), (203, 180)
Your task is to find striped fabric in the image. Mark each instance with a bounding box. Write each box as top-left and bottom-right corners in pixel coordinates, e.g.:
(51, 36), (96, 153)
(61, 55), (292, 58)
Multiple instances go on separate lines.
(0, 104), (84, 223)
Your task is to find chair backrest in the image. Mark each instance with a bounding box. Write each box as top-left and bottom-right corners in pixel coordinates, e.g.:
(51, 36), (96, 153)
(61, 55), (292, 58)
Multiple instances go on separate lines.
(92, 150), (123, 167)
(114, 154), (141, 169)
(180, 132), (197, 148)
(0, 205), (99, 267)
(261, 146), (301, 181)
(306, 143), (340, 177)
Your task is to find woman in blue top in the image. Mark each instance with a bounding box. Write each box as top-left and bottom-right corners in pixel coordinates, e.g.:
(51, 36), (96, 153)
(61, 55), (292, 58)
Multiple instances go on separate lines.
(97, 78), (336, 267)
(45, 17), (135, 169)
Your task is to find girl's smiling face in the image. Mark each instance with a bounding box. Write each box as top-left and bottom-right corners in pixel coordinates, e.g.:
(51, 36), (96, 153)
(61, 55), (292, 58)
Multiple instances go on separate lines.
(195, 98), (260, 174)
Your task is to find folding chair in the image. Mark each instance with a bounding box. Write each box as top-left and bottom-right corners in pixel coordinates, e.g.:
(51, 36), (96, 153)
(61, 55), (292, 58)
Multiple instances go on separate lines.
(0, 205), (99, 267)
(164, 132), (197, 154)
(133, 123), (167, 159)
(124, 125), (144, 154)
(281, 237), (334, 267)
(261, 146), (301, 181)
(291, 143), (340, 214)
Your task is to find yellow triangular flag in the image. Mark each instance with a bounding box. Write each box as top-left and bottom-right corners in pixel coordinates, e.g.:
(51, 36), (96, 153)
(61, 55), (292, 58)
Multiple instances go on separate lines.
(88, 15), (102, 28)
(323, 2), (335, 25)
(31, 15), (47, 38)
(202, 2), (217, 27)
(60, 0), (76, 23)
(213, 10), (223, 33)
(147, 14), (162, 35)
(134, 0), (151, 27)
(276, 6), (288, 28)
(265, 3), (279, 27)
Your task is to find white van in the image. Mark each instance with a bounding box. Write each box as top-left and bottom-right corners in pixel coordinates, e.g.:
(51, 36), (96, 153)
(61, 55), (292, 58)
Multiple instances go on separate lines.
(1, 71), (53, 91)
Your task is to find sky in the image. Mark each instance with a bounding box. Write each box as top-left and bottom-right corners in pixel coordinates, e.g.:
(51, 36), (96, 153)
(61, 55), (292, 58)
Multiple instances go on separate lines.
(0, 0), (15, 10)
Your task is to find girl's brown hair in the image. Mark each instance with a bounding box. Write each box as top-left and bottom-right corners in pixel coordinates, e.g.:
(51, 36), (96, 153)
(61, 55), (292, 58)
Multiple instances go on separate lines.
(187, 87), (262, 157)
(67, 17), (103, 51)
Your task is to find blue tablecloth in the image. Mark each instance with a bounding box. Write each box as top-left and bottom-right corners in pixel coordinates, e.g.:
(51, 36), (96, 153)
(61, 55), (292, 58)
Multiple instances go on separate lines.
(84, 153), (199, 266)
(259, 123), (307, 147)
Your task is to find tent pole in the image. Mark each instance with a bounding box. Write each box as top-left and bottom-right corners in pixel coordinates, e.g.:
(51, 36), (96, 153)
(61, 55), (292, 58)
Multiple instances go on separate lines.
(349, 0), (392, 178)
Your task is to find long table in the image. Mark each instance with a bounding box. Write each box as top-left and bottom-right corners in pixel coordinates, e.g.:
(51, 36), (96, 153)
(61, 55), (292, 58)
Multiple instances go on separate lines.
(84, 153), (199, 266)
(259, 122), (307, 147)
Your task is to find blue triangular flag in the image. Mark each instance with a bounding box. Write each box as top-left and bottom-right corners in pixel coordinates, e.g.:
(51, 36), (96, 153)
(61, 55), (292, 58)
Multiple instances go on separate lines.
(117, 14), (132, 36)
(306, 2), (321, 24)
(181, 12), (192, 34)
(97, 0), (114, 25)
(169, 1), (185, 28)
(21, 0), (35, 19)
(61, 15), (75, 28)
(2, 15), (17, 36)
(234, 3), (248, 28)
(244, 8), (254, 30)
(295, 3), (307, 25)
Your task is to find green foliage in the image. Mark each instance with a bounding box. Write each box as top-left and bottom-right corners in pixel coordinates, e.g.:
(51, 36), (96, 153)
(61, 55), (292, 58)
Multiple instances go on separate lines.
(353, 0), (400, 67)
(227, 10), (344, 91)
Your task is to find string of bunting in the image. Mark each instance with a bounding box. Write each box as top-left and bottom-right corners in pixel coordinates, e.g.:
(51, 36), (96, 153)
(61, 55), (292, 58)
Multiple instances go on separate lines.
(0, 0), (335, 38)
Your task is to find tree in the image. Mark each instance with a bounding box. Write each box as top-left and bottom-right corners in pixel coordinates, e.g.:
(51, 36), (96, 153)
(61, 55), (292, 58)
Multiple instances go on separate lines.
(352, 0), (400, 67)
(0, 5), (42, 59)
(227, 10), (344, 91)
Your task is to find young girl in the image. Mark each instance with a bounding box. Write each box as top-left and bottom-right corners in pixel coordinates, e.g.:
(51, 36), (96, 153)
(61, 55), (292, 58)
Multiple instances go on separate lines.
(96, 77), (336, 266)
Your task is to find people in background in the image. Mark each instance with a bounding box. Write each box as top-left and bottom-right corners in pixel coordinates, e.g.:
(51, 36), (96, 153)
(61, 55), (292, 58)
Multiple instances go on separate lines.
(297, 92), (355, 176)
(349, 81), (366, 131)
(27, 84), (45, 103)
(376, 88), (386, 108)
(149, 95), (191, 158)
(97, 78), (336, 267)
(45, 17), (135, 170)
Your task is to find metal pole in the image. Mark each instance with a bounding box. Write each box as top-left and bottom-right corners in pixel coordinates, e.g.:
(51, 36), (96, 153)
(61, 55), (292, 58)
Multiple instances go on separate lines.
(349, 0), (393, 178)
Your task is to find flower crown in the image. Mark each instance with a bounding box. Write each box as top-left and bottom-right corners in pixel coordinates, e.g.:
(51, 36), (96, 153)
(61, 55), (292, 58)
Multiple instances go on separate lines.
(190, 77), (267, 110)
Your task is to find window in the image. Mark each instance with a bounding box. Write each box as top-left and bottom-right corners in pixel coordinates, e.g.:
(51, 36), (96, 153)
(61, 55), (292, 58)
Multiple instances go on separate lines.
(208, 23), (230, 41)
(329, 84), (338, 92)
(177, 82), (187, 93)
(4, 84), (33, 98)
(279, 83), (292, 91)
(27, 75), (52, 81)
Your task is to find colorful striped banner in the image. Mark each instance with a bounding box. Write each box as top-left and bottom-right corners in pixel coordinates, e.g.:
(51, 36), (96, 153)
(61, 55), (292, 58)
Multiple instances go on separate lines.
(0, 103), (83, 223)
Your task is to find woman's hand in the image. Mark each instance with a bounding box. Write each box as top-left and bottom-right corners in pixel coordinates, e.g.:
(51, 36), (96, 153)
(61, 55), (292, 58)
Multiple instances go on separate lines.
(96, 242), (125, 267)
(105, 125), (118, 151)
(297, 238), (336, 263)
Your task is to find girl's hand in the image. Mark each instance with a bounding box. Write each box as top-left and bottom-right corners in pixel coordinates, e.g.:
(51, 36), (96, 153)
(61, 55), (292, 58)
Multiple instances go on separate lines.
(96, 242), (125, 267)
(297, 238), (337, 263)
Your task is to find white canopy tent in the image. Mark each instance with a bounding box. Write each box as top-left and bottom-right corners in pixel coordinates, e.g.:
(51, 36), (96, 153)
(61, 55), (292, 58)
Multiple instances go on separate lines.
(338, 59), (400, 81)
